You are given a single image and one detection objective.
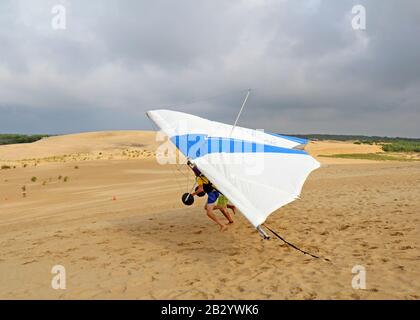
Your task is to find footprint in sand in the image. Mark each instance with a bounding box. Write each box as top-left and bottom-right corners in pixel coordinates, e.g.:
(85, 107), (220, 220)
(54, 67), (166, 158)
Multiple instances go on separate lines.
(81, 256), (97, 261)
(390, 231), (404, 236)
(290, 286), (303, 296)
(236, 286), (245, 293)
(96, 240), (110, 245)
(233, 258), (245, 265)
(338, 224), (350, 231)
(399, 245), (413, 250)
(402, 227), (414, 231)
(305, 292), (318, 300)
(121, 258), (136, 264)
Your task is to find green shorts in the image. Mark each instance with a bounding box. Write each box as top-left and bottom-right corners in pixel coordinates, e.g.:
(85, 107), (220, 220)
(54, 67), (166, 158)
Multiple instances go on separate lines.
(216, 195), (229, 207)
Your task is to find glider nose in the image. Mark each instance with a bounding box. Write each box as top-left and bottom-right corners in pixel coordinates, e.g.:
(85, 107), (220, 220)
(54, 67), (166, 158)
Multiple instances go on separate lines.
(146, 110), (154, 119)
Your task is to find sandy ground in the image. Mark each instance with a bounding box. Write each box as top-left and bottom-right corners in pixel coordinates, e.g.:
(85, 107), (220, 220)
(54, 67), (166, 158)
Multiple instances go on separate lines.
(0, 131), (419, 299)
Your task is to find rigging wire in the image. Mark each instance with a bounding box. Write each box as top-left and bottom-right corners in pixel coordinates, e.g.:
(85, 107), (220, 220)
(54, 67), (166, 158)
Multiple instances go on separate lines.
(230, 89), (251, 137)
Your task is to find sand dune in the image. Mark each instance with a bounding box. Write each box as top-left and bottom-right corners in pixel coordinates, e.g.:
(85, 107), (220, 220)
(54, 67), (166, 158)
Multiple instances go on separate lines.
(0, 131), (158, 161)
(0, 131), (419, 299)
(304, 140), (387, 165)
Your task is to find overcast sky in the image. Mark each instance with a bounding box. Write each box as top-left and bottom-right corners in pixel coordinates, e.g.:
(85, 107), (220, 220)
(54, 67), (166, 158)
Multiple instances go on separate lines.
(0, 0), (419, 137)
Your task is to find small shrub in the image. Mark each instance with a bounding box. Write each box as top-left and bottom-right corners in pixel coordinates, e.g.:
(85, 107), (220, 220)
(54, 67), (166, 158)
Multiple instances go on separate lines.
(31, 176), (37, 182)
(1, 165), (11, 170)
(63, 176), (68, 182)
(319, 153), (414, 161)
(382, 141), (420, 152)
(0, 134), (50, 145)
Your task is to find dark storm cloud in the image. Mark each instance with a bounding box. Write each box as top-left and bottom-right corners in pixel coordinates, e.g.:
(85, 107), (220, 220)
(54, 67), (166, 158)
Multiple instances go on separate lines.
(0, 0), (419, 137)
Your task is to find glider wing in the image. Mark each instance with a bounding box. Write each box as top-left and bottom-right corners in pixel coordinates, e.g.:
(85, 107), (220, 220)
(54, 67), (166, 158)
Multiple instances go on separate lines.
(147, 109), (320, 228)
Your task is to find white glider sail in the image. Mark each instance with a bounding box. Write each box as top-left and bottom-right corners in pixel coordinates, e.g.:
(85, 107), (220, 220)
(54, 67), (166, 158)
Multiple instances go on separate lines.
(147, 109), (320, 228)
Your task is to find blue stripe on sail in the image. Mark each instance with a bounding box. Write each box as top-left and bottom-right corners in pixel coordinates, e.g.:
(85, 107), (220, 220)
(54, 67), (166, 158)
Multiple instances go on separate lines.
(170, 134), (308, 160)
(266, 132), (308, 145)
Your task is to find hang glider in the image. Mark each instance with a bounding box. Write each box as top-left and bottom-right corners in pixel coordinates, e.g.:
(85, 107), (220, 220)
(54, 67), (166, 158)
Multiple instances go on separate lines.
(146, 109), (320, 237)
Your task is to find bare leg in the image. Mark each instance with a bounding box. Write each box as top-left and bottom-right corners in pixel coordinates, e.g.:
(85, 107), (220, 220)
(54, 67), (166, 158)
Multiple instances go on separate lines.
(206, 204), (227, 231)
(220, 207), (234, 224)
(213, 205), (233, 223)
(227, 204), (237, 215)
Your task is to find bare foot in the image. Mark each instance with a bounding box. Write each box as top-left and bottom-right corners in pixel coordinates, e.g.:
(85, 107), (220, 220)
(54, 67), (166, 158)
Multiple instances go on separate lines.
(225, 220), (234, 225)
(220, 225), (228, 232)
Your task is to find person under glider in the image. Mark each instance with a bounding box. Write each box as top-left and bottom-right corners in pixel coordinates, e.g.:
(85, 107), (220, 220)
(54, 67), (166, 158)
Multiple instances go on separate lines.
(189, 163), (231, 231)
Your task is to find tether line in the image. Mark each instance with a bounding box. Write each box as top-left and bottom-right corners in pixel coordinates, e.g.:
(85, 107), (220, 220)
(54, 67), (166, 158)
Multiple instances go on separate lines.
(264, 224), (331, 262)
